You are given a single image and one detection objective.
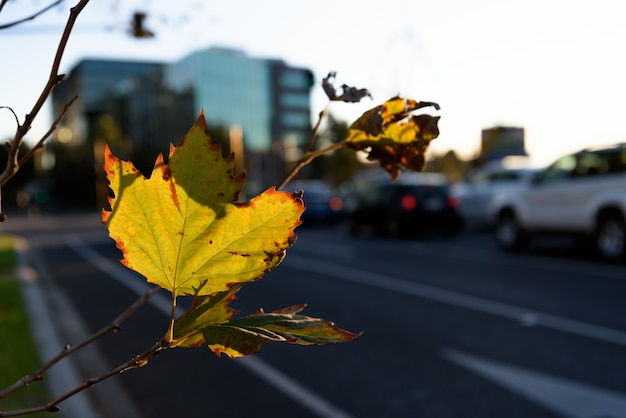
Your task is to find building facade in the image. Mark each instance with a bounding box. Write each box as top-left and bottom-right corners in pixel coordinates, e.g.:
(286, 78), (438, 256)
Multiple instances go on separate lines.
(51, 59), (163, 208)
(51, 48), (314, 208)
(53, 59), (163, 147)
(164, 47), (313, 189)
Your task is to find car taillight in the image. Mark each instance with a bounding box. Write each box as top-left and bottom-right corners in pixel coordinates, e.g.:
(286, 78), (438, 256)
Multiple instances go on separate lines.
(329, 196), (343, 212)
(447, 195), (460, 208)
(401, 194), (418, 211)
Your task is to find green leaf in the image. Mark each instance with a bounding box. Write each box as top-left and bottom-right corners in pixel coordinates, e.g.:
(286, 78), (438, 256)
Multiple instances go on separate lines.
(346, 96), (441, 181)
(200, 305), (361, 358)
(102, 113), (304, 297)
(171, 285), (242, 347)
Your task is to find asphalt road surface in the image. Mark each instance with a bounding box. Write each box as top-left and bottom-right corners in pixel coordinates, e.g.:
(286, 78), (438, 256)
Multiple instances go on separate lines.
(4, 213), (626, 418)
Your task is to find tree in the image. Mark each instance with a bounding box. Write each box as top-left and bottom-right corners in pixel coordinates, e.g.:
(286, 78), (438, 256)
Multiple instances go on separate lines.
(307, 113), (364, 186)
(0, 142), (36, 212)
(0, 2), (442, 416)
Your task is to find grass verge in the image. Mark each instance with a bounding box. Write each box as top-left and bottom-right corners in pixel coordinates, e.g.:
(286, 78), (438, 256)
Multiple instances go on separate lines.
(0, 235), (49, 416)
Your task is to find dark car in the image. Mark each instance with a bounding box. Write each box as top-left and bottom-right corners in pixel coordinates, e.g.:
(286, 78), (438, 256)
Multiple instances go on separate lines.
(348, 172), (463, 237)
(283, 180), (344, 224)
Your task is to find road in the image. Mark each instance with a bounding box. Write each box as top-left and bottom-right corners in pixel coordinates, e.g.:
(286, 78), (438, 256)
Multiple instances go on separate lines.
(4, 213), (626, 418)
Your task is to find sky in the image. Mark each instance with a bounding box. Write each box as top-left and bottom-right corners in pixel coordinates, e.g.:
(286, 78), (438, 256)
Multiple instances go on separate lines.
(2, 0), (626, 166)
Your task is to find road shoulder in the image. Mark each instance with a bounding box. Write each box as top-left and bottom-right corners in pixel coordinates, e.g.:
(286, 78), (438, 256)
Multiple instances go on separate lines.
(15, 236), (143, 418)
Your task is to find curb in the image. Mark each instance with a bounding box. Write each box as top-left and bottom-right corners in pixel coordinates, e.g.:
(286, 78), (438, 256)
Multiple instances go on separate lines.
(15, 236), (143, 418)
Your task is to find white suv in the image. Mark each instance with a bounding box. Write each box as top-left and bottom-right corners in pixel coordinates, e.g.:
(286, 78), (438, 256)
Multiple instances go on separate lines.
(491, 144), (626, 260)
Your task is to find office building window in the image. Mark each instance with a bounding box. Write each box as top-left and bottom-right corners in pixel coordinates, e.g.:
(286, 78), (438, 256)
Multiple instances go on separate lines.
(280, 92), (310, 109)
(279, 71), (311, 89)
(281, 111), (310, 128)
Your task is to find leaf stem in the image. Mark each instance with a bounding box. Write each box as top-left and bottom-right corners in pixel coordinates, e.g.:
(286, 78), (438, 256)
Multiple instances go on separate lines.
(165, 293), (177, 344)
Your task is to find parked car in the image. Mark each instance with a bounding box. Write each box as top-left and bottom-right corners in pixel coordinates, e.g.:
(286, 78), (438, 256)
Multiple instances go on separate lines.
(453, 158), (542, 227)
(283, 180), (344, 224)
(348, 171), (463, 237)
(490, 143), (626, 260)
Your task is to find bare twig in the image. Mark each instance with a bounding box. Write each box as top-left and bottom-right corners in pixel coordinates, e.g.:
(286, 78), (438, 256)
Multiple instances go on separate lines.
(0, 106), (19, 128)
(17, 96), (77, 167)
(0, 286), (160, 401)
(0, 0), (9, 14)
(277, 141), (347, 191)
(303, 105), (329, 155)
(276, 99), (348, 190)
(0, 0), (89, 220)
(0, 0), (65, 30)
(0, 339), (168, 417)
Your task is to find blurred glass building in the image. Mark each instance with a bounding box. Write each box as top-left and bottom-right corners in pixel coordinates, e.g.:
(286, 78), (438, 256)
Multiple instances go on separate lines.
(165, 47), (314, 193)
(51, 47), (313, 208)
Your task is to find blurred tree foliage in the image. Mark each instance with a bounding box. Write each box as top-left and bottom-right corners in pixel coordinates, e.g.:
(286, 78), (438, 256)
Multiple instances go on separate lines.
(0, 140), (35, 210)
(426, 149), (471, 183)
(308, 113), (364, 187)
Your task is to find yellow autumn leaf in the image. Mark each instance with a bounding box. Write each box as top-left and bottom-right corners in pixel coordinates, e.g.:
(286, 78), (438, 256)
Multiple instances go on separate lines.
(102, 113), (304, 297)
(346, 96), (441, 180)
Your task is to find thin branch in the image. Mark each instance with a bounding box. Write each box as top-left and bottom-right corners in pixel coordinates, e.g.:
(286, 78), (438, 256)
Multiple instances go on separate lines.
(17, 96), (77, 167)
(0, 106), (19, 129)
(0, 0), (89, 220)
(0, 0), (9, 14)
(303, 105), (329, 155)
(0, 286), (160, 400)
(277, 141), (347, 191)
(276, 103), (347, 191)
(0, 0), (65, 30)
(0, 339), (168, 417)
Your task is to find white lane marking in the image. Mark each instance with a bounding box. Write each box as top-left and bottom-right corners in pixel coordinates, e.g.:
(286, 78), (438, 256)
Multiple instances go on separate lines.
(284, 253), (626, 347)
(443, 348), (626, 418)
(236, 356), (353, 418)
(297, 232), (625, 281)
(65, 235), (353, 418)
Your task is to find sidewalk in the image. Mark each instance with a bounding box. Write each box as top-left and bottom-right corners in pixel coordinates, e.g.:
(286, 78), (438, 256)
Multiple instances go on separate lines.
(11, 217), (143, 418)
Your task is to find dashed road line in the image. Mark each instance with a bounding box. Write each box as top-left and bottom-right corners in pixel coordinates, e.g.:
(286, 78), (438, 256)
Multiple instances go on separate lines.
(443, 348), (626, 418)
(66, 235), (354, 418)
(285, 253), (626, 347)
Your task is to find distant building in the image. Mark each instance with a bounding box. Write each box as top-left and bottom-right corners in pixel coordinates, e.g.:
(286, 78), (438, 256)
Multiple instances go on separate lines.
(50, 48), (314, 208)
(53, 59), (163, 147)
(165, 47), (314, 190)
(51, 59), (163, 208)
(480, 126), (527, 162)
